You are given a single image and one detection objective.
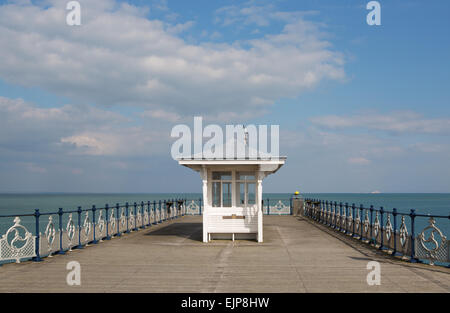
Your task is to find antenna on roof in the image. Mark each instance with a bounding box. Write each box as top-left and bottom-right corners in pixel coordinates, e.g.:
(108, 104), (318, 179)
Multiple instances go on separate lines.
(243, 125), (249, 146)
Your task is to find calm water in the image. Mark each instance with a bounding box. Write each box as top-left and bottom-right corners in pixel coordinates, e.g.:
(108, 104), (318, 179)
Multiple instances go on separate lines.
(0, 193), (449, 237)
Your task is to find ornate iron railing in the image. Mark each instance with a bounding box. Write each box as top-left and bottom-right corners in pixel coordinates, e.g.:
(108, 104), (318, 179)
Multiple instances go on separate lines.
(182, 198), (293, 216)
(0, 199), (187, 265)
(303, 199), (450, 267)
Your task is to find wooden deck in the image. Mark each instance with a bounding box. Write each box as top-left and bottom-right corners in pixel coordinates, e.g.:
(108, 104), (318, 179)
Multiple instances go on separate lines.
(0, 215), (449, 292)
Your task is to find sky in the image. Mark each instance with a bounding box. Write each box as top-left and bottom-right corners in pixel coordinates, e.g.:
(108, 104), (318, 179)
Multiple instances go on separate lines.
(0, 0), (449, 193)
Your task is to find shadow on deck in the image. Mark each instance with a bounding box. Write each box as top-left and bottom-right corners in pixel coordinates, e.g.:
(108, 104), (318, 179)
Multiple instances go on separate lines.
(144, 222), (203, 242)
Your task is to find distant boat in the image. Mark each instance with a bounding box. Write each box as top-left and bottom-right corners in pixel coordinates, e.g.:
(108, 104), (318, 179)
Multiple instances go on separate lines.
(371, 191), (381, 194)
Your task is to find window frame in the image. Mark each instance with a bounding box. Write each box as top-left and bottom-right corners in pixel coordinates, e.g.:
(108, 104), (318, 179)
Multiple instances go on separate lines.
(211, 171), (233, 208)
(236, 171), (257, 207)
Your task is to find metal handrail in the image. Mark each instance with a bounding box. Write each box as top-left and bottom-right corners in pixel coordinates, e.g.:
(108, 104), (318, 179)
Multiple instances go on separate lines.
(0, 198), (188, 265)
(303, 198), (450, 267)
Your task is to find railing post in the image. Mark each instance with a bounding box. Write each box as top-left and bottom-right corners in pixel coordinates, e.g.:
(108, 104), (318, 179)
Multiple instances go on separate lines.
(173, 199), (176, 219)
(317, 199), (320, 220)
(57, 208), (65, 255)
(392, 208), (398, 256)
(138, 201), (144, 228)
(173, 198), (176, 218)
(317, 200), (320, 222)
(134, 202), (138, 231)
(33, 209), (42, 262)
(331, 202), (335, 228)
(147, 201), (151, 226)
(360, 205), (364, 240)
(339, 202), (343, 231)
(352, 203), (356, 237)
(76, 206), (83, 248)
(410, 209), (418, 263)
(105, 204), (111, 240)
(126, 202), (130, 233)
(313, 200), (316, 220)
(153, 201), (157, 224)
(267, 198), (270, 215)
(199, 198), (202, 215)
(116, 203), (121, 236)
(369, 205), (374, 244)
(175, 199), (178, 216)
(289, 197), (293, 215)
(92, 205), (98, 244)
(328, 201), (332, 226)
(344, 203), (348, 233)
(379, 207), (385, 250)
(164, 200), (167, 221)
(159, 200), (162, 223)
(328, 201), (331, 225)
(322, 201), (326, 224)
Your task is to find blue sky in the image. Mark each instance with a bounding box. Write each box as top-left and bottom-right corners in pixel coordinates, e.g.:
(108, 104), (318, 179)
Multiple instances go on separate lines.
(0, 0), (449, 193)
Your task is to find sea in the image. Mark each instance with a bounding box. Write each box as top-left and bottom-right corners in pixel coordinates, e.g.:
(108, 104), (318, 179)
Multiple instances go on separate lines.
(0, 193), (449, 239)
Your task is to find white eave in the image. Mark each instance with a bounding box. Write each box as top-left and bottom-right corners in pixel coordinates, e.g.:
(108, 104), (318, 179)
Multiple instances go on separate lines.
(178, 157), (286, 174)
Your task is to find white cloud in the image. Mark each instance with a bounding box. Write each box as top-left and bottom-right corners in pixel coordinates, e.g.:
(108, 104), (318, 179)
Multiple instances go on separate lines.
(140, 109), (181, 122)
(0, 96), (170, 157)
(214, 2), (318, 28)
(0, 0), (345, 120)
(310, 111), (450, 135)
(166, 20), (195, 34)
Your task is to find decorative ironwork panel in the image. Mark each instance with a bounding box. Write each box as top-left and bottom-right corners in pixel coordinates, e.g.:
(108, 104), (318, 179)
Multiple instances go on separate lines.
(129, 211), (136, 230)
(143, 206), (149, 226)
(347, 209), (353, 233)
(136, 206), (143, 228)
(398, 216), (410, 255)
(62, 213), (77, 251)
(150, 208), (155, 224)
(79, 212), (92, 245)
(43, 216), (56, 256)
(96, 211), (106, 240)
(415, 218), (450, 265)
(384, 214), (394, 250)
(363, 211), (370, 239)
(373, 212), (380, 245)
(109, 210), (117, 236)
(117, 208), (125, 232)
(0, 217), (36, 263)
(186, 200), (199, 215)
(269, 201), (290, 215)
(355, 210), (361, 234)
(335, 209), (340, 229)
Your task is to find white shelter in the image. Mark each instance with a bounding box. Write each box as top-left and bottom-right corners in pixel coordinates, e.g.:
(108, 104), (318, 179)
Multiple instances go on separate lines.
(178, 156), (285, 243)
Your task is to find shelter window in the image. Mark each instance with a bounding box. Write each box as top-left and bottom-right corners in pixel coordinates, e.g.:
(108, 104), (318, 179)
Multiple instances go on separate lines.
(212, 171), (232, 207)
(236, 172), (256, 207)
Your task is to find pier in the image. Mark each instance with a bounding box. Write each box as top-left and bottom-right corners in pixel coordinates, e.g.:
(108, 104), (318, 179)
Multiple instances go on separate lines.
(1, 214), (449, 292)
